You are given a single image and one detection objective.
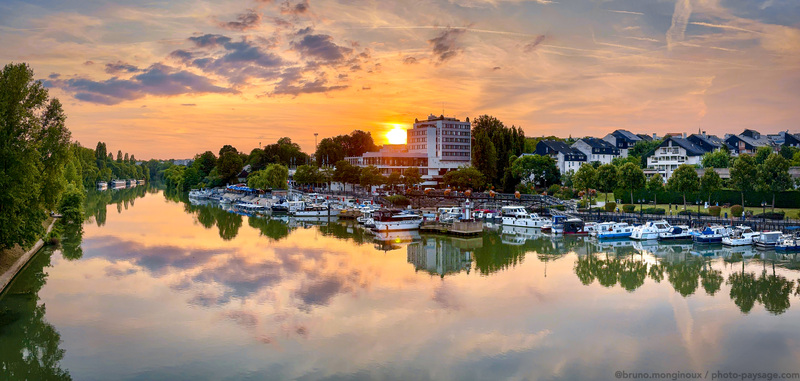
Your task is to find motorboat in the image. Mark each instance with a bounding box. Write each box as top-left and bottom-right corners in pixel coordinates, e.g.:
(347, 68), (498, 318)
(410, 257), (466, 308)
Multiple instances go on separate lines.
(722, 225), (759, 246)
(544, 215), (568, 233)
(500, 225), (539, 245)
(630, 220), (672, 240)
(438, 207), (462, 223)
(776, 233), (800, 252)
(753, 231), (782, 249)
(692, 225), (731, 244)
(97, 181), (108, 190)
(111, 179), (126, 189)
(594, 222), (633, 239)
(658, 225), (692, 241)
(271, 199), (290, 214)
(189, 189), (211, 199)
(292, 205), (341, 217)
(500, 206), (549, 228)
(372, 209), (423, 231)
(554, 218), (589, 235)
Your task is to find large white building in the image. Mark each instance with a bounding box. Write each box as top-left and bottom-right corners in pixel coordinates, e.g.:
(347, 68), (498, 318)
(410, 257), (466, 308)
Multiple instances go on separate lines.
(532, 140), (587, 175)
(646, 136), (706, 180)
(345, 114), (471, 186)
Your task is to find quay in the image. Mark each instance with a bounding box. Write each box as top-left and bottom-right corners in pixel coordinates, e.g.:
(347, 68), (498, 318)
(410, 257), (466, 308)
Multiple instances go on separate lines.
(420, 220), (483, 236)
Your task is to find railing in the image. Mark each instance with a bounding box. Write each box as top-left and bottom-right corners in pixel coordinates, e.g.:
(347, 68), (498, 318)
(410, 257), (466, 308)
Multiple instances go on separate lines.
(572, 210), (800, 232)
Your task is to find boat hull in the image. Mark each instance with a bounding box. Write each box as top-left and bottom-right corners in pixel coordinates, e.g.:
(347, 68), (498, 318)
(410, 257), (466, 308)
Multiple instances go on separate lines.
(501, 216), (547, 228)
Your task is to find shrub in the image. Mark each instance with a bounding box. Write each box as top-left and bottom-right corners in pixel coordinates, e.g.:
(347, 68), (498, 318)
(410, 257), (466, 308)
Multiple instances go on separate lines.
(752, 212), (785, 220)
(547, 184), (561, 195)
(577, 200), (589, 208)
(604, 202), (617, 212)
(553, 205), (566, 211)
(708, 206), (721, 217)
(678, 210), (710, 216)
(45, 231), (60, 246)
(622, 204), (635, 213)
(730, 205), (744, 217)
(641, 208), (666, 215)
(385, 195), (410, 207)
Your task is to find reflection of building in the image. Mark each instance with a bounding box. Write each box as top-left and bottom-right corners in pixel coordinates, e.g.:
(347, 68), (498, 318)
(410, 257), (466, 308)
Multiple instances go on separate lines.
(345, 114), (471, 186)
(407, 236), (479, 277)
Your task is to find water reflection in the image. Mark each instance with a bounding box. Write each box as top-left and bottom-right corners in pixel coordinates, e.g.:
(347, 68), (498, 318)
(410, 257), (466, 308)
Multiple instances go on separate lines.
(407, 236), (477, 277)
(0, 247), (71, 380)
(84, 186), (149, 226)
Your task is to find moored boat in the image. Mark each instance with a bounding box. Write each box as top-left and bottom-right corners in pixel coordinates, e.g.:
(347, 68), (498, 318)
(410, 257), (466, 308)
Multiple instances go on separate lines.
(631, 220), (671, 240)
(753, 231), (782, 249)
(500, 206), (549, 228)
(776, 233), (800, 252)
(658, 226), (692, 241)
(372, 209), (423, 231)
(692, 225), (731, 244)
(594, 222), (633, 239)
(722, 225), (759, 246)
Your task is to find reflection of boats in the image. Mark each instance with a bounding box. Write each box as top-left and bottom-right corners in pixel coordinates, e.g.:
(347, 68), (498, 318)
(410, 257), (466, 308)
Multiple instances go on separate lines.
(723, 225), (759, 246)
(631, 220), (671, 240)
(544, 215), (566, 233)
(500, 226), (540, 245)
(372, 210), (423, 231)
(658, 226), (692, 241)
(110, 179), (126, 189)
(753, 231), (782, 249)
(692, 225), (731, 244)
(500, 206), (549, 228)
(406, 236), (478, 276)
(594, 222), (633, 239)
(97, 181), (107, 190)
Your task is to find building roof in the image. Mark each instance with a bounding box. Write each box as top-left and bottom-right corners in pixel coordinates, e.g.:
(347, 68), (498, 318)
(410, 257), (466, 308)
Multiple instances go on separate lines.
(659, 136), (707, 156)
(575, 137), (620, 154)
(637, 134), (653, 141)
(688, 133), (723, 148)
(536, 140), (587, 161)
(612, 129), (642, 142)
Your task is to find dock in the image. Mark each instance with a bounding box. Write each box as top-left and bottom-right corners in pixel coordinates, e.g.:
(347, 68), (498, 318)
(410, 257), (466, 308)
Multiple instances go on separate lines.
(420, 220), (484, 236)
(339, 209), (362, 220)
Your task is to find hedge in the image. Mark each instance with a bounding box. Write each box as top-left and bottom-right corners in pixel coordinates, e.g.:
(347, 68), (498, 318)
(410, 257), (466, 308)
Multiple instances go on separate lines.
(731, 205), (744, 217)
(752, 211), (785, 220)
(604, 202), (617, 212)
(641, 208), (666, 215)
(612, 189), (800, 208)
(708, 206), (721, 217)
(678, 210), (710, 216)
(622, 204), (635, 213)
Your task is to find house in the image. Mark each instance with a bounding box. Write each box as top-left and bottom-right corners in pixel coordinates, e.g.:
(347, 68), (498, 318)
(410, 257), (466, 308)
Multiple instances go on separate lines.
(724, 129), (772, 156)
(237, 164), (252, 183)
(533, 140), (587, 174)
(686, 133), (728, 153)
(781, 131), (800, 148)
(571, 137), (620, 165)
(637, 133), (655, 142)
(602, 129), (642, 157)
(646, 136), (707, 180)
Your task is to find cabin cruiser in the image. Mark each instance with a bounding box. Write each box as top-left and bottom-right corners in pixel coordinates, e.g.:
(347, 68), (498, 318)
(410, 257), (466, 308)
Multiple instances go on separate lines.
(271, 199), (290, 214)
(722, 225), (759, 246)
(753, 231), (783, 249)
(543, 215), (567, 233)
(553, 218), (589, 235)
(776, 232), (800, 252)
(692, 225), (731, 244)
(630, 220), (671, 240)
(438, 207), (462, 223)
(594, 222), (633, 239)
(500, 206), (549, 228)
(292, 205), (341, 218)
(372, 209), (423, 231)
(658, 225), (692, 241)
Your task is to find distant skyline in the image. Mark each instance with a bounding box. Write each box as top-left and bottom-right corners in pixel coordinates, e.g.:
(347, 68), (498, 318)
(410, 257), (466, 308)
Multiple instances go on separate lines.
(2, 0), (799, 159)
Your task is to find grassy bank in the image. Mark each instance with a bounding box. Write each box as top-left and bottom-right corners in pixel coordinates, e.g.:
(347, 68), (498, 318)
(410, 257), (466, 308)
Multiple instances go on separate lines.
(0, 217), (54, 276)
(588, 197), (800, 219)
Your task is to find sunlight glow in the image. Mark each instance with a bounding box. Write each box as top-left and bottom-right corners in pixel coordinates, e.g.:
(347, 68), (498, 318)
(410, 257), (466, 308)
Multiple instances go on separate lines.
(386, 126), (407, 145)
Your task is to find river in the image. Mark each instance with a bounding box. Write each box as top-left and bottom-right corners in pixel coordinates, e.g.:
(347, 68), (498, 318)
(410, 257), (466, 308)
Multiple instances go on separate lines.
(1, 188), (799, 380)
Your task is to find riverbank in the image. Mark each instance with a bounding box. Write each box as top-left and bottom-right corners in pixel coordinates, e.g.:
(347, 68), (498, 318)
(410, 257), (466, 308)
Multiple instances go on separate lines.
(0, 217), (56, 294)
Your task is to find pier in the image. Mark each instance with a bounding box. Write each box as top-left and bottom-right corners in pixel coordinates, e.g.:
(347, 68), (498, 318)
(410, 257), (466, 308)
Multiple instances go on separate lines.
(420, 220), (483, 236)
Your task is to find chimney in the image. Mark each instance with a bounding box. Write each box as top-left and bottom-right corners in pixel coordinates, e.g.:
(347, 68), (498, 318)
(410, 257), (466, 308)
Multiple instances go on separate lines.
(702, 131), (706, 138)
(683, 132), (687, 139)
(653, 133), (657, 140)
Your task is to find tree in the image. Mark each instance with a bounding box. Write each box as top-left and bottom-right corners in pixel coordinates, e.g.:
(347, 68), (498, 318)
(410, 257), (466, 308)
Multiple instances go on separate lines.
(343, 130), (377, 157)
(730, 154), (757, 206)
(754, 146), (772, 165)
(193, 151), (217, 177)
(95, 141), (107, 163)
(57, 184), (85, 224)
(116, 150), (123, 163)
(757, 153), (792, 211)
(779, 145), (798, 161)
(359, 165), (384, 191)
(218, 144), (238, 157)
(647, 173), (665, 206)
(0, 63), (72, 249)
(667, 164), (700, 210)
(596, 164), (618, 203)
(293, 164), (319, 186)
(403, 167), (422, 189)
(386, 171), (402, 191)
(572, 164), (597, 202)
(701, 150), (731, 168)
(315, 137), (345, 166)
(248, 164), (288, 190)
(123, 152), (129, 163)
(247, 148), (270, 171)
(629, 139), (662, 168)
(618, 162), (645, 204)
(216, 150), (243, 184)
(333, 160), (361, 192)
(443, 167), (486, 190)
(471, 115), (525, 187)
(700, 169), (722, 204)
(472, 131), (497, 183)
(510, 154), (560, 189)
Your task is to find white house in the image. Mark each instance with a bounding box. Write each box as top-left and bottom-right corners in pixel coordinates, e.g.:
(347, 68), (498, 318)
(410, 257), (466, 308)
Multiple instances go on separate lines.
(532, 140), (587, 175)
(602, 129), (642, 157)
(646, 137), (707, 180)
(571, 137), (620, 165)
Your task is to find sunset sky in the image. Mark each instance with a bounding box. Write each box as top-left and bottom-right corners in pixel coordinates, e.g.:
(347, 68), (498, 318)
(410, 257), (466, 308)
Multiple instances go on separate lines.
(2, 0), (799, 159)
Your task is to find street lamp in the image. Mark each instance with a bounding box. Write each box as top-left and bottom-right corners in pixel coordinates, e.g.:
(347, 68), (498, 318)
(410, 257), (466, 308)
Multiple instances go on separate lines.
(761, 201), (767, 220)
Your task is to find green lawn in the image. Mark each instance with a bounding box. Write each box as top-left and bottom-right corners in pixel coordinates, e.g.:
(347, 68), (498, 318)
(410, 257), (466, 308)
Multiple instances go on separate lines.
(588, 193), (800, 219)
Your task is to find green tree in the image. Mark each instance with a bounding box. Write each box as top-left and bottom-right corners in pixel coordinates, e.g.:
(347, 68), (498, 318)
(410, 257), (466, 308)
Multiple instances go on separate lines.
(472, 131), (497, 183)
(701, 150), (731, 168)
(315, 137), (345, 166)
(629, 139), (662, 168)
(95, 141), (107, 163)
(359, 165), (384, 191)
(471, 115), (525, 187)
(248, 164), (288, 190)
(757, 153), (793, 211)
(443, 167), (486, 190)
(667, 164), (700, 210)
(754, 146), (772, 165)
(293, 164), (318, 186)
(510, 154), (560, 189)
(386, 171), (402, 191)
(596, 164), (618, 203)
(0, 63), (72, 249)
(730, 154), (758, 206)
(116, 150), (123, 163)
(216, 150), (243, 184)
(403, 167), (423, 189)
(618, 162), (645, 204)
(193, 151), (217, 177)
(778, 145), (797, 162)
(333, 160), (361, 192)
(572, 164), (597, 203)
(57, 184), (85, 224)
(700, 169), (722, 204)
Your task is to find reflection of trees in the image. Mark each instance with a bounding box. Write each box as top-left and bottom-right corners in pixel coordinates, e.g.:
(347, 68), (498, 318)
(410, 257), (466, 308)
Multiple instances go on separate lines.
(84, 186), (147, 227)
(0, 248), (71, 380)
(665, 258), (703, 297)
(728, 270), (760, 314)
(574, 255), (596, 285)
(619, 260), (647, 291)
(472, 233), (527, 275)
(319, 222), (370, 245)
(700, 267), (724, 296)
(248, 217), (290, 241)
(648, 263), (665, 283)
(59, 222), (83, 261)
(726, 261), (795, 315)
(214, 208), (242, 241)
(574, 253), (646, 291)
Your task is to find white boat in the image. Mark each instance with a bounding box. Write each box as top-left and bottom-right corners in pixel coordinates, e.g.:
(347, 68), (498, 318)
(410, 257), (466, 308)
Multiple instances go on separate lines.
(437, 207), (462, 223)
(292, 205), (341, 217)
(110, 179), (126, 189)
(692, 225), (731, 244)
(630, 220), (671, 240)
(753, 231), (782, 249)
(658, 225), (692, 241)
(97, 181), (108, 190)
(372, 209), (423, 231)
(722, 225), (759, 246)
(500, 225), (539, 245)
(500, 206), (550, 228)
(594, 222), (633, 239)
(189, 189), (211, 199)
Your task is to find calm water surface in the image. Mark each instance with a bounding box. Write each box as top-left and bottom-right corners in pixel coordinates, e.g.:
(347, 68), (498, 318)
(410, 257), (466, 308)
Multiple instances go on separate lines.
(2, 188), (800, 380)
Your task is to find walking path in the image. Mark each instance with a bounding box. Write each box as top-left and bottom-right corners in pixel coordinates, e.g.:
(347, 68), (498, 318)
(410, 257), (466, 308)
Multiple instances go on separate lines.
(0, 219), (57, 295)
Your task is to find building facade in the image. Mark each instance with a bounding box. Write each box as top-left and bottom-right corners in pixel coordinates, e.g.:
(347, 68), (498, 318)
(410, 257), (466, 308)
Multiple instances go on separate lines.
(532, 140), (587, 175)
(571, 137), (620, 165)
(602, 129), (642, 157)
(345, 114), (471, 186)
(646, 137), (706, 180)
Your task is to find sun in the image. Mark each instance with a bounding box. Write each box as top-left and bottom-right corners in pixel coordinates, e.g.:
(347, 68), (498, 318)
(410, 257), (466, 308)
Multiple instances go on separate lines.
(386, 125), (407, 145)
